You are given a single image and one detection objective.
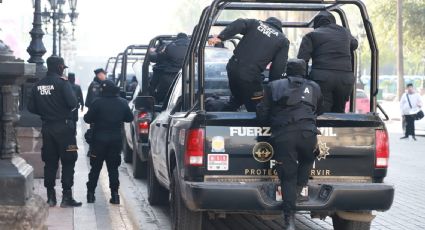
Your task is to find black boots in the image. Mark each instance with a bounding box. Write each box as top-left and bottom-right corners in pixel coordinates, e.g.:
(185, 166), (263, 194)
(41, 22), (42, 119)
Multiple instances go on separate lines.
(87, 192), (95, 203)
(60, 190), (82, 208)
(47, 189), (57, 207)
(110, 191), (120, 205)
(283, 213), (296, 230)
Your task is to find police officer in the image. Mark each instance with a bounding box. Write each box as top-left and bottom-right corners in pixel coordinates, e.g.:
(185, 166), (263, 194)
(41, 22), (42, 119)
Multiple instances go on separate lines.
(149, 33), (190, 104)
(257, 59), (323, 230)
(28, 56), (82, 208)
(297, 11), (358, 113)
(85, 68), (106, 108)
(84, 80), (133, 204)
(68, 72), (84, 135)
(208, 17), (290, 112)
(84, 68), (106, 156)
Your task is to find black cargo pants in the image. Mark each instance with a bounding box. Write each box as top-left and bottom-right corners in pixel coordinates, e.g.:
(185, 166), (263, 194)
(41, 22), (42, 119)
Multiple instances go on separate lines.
(273, 129), (317, 213)
(41, 120), (78, 190)
(86, 140), (122, 193)
(310, 69), (354, 113)
(150, 70), (177, 104)
(223, 57), (264, 112)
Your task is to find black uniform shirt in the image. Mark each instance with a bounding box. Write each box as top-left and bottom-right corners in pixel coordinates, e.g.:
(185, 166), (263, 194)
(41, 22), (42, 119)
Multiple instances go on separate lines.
(297, 12), (358, 72)
(84, 93), (133, 142)
(85, 77), (102, 108)
(257, 76), (324, 129)
(28, 72), (77, 121)
(218, 18), (290, 81)
(150, 37), (190, 73)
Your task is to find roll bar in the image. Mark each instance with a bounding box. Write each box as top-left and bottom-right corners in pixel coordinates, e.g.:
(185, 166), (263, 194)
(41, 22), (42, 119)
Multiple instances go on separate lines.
(182, 0), (379, 113)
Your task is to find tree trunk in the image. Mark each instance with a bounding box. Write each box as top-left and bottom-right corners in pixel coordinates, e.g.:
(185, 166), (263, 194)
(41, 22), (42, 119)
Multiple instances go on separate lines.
(396, 0), (405, 100)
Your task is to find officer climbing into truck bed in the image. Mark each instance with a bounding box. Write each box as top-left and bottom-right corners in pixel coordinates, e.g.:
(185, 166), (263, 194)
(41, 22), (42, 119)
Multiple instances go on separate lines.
(28, 56), (82, 208)
(257, 59), (323, 230)
(297, 11), (358, 113)
(208, 17), (290, 112)
(149, 33), (190, 104)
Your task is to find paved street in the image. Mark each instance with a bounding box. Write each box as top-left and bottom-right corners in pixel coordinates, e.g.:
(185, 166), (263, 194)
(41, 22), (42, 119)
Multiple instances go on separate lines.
(33, 118), (425, 230)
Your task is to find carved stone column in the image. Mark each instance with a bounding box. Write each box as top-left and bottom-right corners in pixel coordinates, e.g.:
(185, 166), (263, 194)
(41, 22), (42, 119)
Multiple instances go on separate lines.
(0, 40), (48, 230)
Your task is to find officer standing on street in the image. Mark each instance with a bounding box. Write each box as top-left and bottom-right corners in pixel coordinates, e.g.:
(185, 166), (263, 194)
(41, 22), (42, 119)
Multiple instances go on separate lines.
(84, 80), (133, 205)
(257, 59), (323, 230)
(28, 56), (82, 208)
(85, 68), (106, 108)
(68, 72), (84, 135)
(84, 68), (106, 156)
(297, 11), (358, 113)
(149, 33), (190, 104)
(208, 17), (290, 112)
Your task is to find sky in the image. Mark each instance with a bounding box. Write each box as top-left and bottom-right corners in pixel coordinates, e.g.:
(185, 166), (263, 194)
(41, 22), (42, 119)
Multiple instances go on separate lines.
(0, 0), (209, 59)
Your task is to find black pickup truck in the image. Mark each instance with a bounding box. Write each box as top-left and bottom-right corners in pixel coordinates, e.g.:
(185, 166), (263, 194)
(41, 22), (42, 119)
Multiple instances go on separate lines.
(138, 1), (394, 229)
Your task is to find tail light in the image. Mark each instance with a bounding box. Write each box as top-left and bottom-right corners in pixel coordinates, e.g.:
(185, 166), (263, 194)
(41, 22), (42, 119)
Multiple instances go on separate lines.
(138, 112), (149, 135)
(375, 130), (389, 168)
(184, 129), (205, 166)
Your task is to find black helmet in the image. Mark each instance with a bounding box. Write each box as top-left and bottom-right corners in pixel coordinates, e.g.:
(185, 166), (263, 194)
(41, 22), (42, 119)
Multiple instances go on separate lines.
(286, 59), (307, 77)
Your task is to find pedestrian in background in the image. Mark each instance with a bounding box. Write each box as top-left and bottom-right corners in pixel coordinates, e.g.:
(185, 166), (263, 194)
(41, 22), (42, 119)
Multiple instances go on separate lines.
(28, 56), (82, 208)
(257, 59), (323, 230)
(68, 72), (84, 135)
(84, 80), (133, 205)
(84, 68), (107, 157)
(400, 83), (423, 141)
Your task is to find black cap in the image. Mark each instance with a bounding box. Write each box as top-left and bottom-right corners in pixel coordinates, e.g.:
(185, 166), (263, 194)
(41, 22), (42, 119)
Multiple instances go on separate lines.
(100, 79), (120, 95)
(46, 56), (68, 69)
(265, 17), (283, 32)
(94, 68), (107, 75)
(286, 59), (307, 77)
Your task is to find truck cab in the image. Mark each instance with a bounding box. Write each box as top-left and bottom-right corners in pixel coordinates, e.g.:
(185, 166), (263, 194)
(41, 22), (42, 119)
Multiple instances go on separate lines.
(144, 1), (394, 230)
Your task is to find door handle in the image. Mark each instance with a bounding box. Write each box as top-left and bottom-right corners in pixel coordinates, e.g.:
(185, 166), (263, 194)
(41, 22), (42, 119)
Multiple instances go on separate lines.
(155, 123), (161, 127)
(162, 123), (169, 128)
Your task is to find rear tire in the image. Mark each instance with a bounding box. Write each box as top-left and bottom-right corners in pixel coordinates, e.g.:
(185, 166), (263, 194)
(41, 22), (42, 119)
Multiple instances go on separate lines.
(122, 136), (133, 163)
(332, 214), (371, 230)
(170, 168), (203, 230)
(132, 140), (147, 179)
(147, 152), (168, 205)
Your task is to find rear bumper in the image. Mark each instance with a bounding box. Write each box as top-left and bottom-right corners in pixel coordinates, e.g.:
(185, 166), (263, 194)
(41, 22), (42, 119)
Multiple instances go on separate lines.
(180, 180), (394, 213)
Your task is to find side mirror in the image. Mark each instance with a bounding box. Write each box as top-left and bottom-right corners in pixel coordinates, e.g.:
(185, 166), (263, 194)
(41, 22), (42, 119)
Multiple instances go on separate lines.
(154, 105), (162, 113)
(135, 96), (155, 112)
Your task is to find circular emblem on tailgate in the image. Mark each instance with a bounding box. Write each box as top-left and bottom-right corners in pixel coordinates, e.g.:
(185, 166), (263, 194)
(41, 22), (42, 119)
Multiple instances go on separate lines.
(252, 142), (274, 162)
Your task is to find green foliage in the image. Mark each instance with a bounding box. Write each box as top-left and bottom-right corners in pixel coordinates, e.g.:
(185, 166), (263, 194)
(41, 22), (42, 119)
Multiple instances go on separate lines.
(365, 0), (425, 75)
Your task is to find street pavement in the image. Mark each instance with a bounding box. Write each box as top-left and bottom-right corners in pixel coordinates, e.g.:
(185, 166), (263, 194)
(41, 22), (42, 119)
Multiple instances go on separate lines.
(33, 117), (425, 229)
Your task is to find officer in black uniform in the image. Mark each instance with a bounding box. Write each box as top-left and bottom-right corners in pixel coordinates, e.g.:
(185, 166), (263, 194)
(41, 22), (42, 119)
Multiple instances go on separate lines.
(297, 11), (358, 113)
(257, 59), (323, 230)
(68, 72), (84, 135)
(85, 68), (106, 108)
(84, 80), (133, 205)
(208, 17), (290, 112)
(28, 56), (82, 208)
(84, 68), (106, 156)
(149, 33), (190, 104)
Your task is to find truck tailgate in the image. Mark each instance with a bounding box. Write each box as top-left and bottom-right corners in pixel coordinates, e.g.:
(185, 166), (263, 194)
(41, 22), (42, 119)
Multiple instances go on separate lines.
(203, 112), (384, 180)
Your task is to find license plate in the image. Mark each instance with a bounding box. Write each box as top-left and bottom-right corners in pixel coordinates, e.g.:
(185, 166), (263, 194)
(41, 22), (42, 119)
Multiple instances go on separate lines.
(207, 154), (229, 171)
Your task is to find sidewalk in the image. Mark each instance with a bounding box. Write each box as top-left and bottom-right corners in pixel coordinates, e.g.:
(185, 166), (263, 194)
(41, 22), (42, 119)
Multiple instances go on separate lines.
(33, 121), (134, 230)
